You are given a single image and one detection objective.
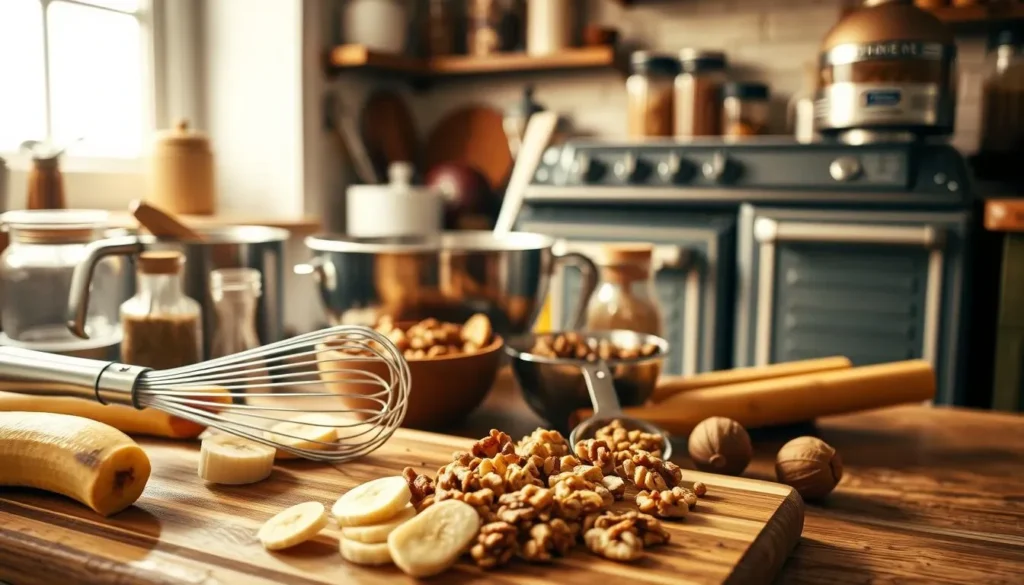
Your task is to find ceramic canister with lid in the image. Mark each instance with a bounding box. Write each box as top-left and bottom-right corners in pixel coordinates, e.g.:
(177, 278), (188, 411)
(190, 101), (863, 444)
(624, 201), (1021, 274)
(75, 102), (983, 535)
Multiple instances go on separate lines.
(148, 119), (215, 215)
(346, 162), (443, 238)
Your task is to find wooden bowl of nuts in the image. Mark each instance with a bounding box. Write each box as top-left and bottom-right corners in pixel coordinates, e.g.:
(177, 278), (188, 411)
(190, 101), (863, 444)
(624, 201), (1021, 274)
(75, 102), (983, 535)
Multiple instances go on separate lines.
(504, 330), (667, 430)
(316, 314), (503, 430)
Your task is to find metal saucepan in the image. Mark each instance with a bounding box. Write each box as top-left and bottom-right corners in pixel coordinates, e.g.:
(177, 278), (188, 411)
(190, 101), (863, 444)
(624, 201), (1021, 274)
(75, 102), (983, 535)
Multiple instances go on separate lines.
(66, 226), (289, 359)
(295, 231), (598, 335)
(505, 329), (671, 452)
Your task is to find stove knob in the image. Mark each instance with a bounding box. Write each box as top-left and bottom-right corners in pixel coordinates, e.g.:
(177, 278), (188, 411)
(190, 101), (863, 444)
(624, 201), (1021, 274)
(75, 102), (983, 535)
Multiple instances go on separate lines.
(702, 151), (738, 184)
(571, 154), (604, 183)
(613, 152), (638, 182)
(829, 156), (862, 182)
(657, 153), (695, 184)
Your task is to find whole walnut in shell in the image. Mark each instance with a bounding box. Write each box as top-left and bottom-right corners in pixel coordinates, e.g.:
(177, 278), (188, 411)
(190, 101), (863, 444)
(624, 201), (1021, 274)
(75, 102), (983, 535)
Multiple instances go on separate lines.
(687, 417), (753, 476)
(775, 436), (843, 500)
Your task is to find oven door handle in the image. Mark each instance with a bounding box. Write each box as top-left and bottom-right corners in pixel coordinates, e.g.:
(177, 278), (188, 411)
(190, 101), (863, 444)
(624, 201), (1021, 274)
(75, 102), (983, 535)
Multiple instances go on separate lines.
(753, 219), (946, 249)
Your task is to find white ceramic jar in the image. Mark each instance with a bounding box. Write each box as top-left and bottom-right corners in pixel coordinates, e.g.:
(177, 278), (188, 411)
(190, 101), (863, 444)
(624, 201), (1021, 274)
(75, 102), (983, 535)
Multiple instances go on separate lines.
(526, 0), (573, 56)
(341, 0), (409, 54)
(346, 162), (443, 238)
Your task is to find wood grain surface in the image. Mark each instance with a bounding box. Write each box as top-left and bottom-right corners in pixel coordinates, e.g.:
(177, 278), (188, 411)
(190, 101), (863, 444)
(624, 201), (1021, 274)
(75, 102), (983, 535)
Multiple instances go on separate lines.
(0, 428), (803, 585)
(455, 372), (1024, 584)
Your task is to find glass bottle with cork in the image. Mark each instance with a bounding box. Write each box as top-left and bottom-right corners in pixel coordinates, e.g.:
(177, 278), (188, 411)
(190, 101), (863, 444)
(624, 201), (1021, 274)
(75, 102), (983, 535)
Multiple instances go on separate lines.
(120, 251), (202, 370)
(584, 244), (664, 336)
(210, 268), (262, 358)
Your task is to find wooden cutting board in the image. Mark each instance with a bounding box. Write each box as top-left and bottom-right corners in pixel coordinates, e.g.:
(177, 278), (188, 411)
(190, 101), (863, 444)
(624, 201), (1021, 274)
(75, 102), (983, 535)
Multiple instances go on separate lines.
(0, 429), (804, 585)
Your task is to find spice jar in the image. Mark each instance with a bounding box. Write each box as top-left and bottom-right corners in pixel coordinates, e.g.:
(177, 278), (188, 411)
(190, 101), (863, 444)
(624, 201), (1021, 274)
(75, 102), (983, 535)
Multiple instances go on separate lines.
(467, 0), (505, 57)
(674, 49), (727, 137)
(627, 52), (680, 138)
(980, 28), (1024, 156)
(526, 0), (573, 56)
(120, 251), (202, 370)
(722, 82), (770, 138)
(424, 0), (455, 56)
(584, 244), (663, 336)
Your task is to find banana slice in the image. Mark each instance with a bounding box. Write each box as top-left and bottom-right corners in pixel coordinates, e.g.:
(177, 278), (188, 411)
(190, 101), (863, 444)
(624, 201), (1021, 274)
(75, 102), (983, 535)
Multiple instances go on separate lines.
(198, 434), (276, 485)
(266, 413), (339, 460)
(387, 500), (481, 578)
(257, 501), (329, 551)
(339, 537), (393, 566)
(332, 476), (411, 527)
(340, 504), (416, 543)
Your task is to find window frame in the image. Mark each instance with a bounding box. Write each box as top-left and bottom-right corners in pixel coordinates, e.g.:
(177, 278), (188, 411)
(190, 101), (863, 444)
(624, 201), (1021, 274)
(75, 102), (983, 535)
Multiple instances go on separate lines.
(1, 0), (200, 180)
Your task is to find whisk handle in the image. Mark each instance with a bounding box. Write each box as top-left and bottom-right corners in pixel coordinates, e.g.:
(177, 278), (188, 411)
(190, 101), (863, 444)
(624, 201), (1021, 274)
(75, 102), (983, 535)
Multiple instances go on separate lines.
(0, 347), (148, 408)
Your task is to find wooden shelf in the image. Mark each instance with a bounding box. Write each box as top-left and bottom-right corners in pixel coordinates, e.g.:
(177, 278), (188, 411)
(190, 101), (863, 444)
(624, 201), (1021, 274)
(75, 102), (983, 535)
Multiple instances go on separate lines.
(106, 211), (322, 236)
(327, 44), (617, 78)
(926, 4), (1024, 24)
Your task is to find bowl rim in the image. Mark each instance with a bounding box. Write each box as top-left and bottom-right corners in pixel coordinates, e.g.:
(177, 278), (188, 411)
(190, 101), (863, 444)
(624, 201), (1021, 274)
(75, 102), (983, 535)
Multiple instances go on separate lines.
(304, 231), (555, 254)
(316, 332), (505, 363)
(504, 329), (668, 367)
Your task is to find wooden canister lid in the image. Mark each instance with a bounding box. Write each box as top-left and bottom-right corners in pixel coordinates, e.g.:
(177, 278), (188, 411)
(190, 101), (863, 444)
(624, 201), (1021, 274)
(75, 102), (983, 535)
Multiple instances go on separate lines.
(153, 119), (210, 150)
(138, 251), (184, 274)
(600, 243), (654, 267)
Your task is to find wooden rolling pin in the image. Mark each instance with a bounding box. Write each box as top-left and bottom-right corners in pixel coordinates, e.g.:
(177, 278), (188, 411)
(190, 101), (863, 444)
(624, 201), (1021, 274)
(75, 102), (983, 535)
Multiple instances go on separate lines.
(574, 360), (934, 435)
(0, 383), (230, 439)
(650, 356), (853, 403)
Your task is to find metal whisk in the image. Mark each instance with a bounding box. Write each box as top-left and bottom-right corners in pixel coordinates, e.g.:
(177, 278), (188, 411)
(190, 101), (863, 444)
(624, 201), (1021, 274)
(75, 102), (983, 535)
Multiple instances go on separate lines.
(0, 326), (411, 462)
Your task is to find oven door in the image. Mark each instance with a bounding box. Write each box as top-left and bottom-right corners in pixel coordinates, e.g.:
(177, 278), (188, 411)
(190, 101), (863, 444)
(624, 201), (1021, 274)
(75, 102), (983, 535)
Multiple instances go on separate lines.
(734, 205), (968, 404)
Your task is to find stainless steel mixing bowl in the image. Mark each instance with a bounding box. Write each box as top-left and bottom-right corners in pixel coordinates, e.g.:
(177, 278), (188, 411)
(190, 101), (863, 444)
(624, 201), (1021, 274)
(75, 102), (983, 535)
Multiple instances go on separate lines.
(296, 231), (597, 335)
(505, 329), (669, 431)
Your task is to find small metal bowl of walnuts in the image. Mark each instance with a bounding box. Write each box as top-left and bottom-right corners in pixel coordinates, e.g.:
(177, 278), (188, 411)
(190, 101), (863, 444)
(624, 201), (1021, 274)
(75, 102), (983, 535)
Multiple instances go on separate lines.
(504, 329), (668, 431)
(317, 314), (503, 430)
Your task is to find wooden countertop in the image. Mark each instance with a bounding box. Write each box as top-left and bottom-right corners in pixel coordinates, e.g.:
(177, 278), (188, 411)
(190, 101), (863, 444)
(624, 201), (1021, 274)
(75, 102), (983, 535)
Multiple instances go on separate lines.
(104, 211), (322, 236)
(453, 371), (1024, 584)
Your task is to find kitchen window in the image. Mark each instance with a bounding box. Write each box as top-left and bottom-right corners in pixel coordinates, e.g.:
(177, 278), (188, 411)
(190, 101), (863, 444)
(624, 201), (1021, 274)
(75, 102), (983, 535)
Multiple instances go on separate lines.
(0, 0), (198, 206)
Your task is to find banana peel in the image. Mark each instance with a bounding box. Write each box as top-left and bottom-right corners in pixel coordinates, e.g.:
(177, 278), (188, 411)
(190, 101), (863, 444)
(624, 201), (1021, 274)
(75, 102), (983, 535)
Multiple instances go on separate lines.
(0, 411), (152, 516)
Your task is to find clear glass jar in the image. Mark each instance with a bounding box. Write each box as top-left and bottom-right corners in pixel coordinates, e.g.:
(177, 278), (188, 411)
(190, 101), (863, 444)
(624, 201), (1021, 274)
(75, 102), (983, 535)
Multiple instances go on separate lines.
(0, 210), (120, 345)
(584, 244), (663, 336)
(210, 268), (262, 359)
(674, 49), (727, 137)
(627, 52), (680, 138)
(120, 251), (202, 369)
(980, 28), (1024, 155)
(722, 82), (770, 138)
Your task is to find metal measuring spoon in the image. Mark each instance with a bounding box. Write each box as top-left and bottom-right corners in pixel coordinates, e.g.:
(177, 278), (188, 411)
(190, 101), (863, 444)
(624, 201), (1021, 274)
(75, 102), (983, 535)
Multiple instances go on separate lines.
(568, 360), (673, 460)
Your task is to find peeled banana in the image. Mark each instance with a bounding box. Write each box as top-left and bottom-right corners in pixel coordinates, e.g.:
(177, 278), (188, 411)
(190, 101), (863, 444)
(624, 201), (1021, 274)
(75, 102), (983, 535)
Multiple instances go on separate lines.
(258, 501), (329, 551)
(332, 476), (411, 527)
(387, 499), (481, 578)
(0, 390), (205, 439)
(198, 433), (276, 485)
(0, 411), (152, 516)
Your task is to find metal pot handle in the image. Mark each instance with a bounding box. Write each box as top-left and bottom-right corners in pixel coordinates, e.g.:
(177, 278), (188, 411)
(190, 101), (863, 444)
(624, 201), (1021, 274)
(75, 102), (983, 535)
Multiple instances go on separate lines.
(293, 256), (336, 290)
(67, 235), (144, 339)
(553, 250), (598, 330)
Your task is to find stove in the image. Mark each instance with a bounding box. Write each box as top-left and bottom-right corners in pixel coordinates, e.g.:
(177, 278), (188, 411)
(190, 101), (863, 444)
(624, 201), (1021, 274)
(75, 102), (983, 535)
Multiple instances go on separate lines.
(510, 136), (976, 406)
(525, 137), (970, 208)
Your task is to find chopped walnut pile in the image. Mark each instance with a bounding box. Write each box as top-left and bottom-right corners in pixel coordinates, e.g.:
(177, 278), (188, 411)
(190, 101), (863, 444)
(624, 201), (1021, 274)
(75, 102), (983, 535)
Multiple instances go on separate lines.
(618, 450), (684, 491)
(595, 419), (666, 458)
(402, 468), (435, 512)
(399, 420), (710, 572)
(573, 438), (616, 474)
(516, 428), (571, 460)
(470, 521), (519, 568)
(636, 487), (695, 518)
(521, 518), (576, 562)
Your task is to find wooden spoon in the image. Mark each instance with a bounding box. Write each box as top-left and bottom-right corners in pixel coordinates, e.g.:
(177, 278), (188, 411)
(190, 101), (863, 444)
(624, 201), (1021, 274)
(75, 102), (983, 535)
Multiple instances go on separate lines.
(131, 199), (204, 241)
